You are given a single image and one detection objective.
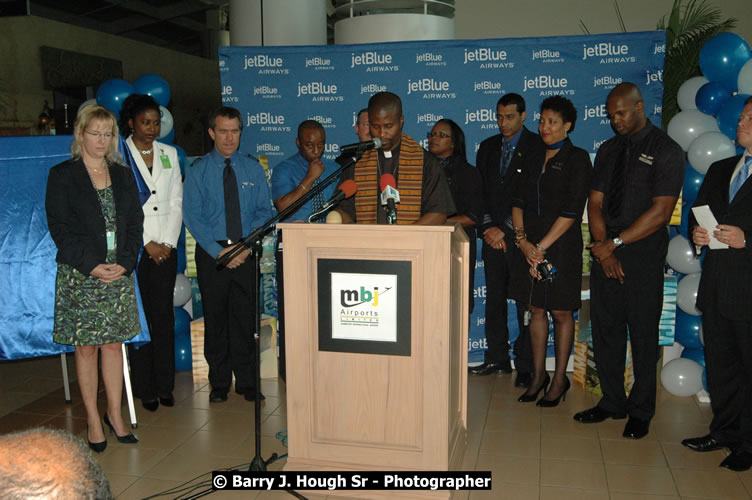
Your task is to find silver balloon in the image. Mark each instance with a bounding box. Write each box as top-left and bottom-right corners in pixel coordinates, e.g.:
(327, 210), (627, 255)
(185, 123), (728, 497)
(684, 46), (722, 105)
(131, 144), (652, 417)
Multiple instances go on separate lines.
(77, 98), (98, 116)
(661, 358), (704, 397)
(667, 110), (721, 151)
(159, 105), (174, 139)
(667, 235), (702, 274)
(738, 59), (752, 95)
(677, 272), (702, 316)
(687, 131), (737, 175)
(173, 273), (191, 306)
(677, 76), (709, 111)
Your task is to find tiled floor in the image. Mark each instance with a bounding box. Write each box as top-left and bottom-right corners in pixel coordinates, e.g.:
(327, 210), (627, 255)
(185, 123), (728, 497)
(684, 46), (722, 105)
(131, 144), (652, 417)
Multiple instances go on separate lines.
(1, 355), (750, 499)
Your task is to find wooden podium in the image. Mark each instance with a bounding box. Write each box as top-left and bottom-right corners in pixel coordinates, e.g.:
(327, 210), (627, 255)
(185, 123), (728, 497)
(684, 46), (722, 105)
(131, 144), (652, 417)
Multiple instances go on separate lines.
(278, 222), (469, 499)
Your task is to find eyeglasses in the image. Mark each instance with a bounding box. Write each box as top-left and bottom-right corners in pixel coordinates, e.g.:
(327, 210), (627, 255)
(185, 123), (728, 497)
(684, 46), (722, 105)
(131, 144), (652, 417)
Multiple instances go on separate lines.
(427, 131), (451, 139)
(84, 131), (114, 139)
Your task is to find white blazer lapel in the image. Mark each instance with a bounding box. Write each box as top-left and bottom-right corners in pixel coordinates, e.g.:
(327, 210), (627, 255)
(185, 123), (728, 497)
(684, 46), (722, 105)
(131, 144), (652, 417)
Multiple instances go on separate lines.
(126, 136), (156, 192)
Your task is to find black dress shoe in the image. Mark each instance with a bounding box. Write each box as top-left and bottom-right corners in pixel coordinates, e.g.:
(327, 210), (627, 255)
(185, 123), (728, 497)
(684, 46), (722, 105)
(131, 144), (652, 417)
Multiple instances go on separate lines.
(469, 361), (513, 376)
(141, 399), (159, 412)
(103, 413), (139, 444)
(209, 388), (228, 403)
(682, 434), (725, 452)
(720, 449), (752, 472)
(86, 425), (107, 453)
(514, 372), (532, 388)
(236, 386), (265, 401)
(573, 406), (627, 423)
(622, 417), (650, 439)
(158, 394), (175, 407)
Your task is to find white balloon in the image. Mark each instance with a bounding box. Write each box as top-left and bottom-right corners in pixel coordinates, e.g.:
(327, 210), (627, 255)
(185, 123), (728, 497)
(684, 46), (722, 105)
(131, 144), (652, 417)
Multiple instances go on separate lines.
(173, 273), (191, 306)
(677, 272), (702, 316)
(661, 358), (704, 397)
(738, 59), (752, 95)
(77, 98), (98, 116)
(159, 105), (174, 138)
(677, 76), (709, 111)
(667, 235), (702, 274)
(667, 110), (721, 151)
(687, 131), (737, 174)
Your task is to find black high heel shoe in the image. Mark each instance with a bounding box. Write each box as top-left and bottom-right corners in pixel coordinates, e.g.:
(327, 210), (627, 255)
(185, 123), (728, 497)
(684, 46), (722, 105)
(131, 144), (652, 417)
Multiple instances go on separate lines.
(537, 376), (570, 407)
(518, 372), (550, 403)
(103, 413), (139, 444)
(87, 425), (107, 453)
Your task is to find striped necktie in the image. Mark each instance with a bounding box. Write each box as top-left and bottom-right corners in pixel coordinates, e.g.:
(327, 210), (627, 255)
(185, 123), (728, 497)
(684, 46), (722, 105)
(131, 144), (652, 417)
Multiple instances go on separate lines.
(729, 155), (752, 201)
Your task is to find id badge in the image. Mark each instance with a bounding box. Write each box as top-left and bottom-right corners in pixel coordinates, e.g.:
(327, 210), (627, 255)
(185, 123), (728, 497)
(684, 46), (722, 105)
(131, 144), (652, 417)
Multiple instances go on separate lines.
(160, 154), (172, 169)
(106, 230), (116, 250)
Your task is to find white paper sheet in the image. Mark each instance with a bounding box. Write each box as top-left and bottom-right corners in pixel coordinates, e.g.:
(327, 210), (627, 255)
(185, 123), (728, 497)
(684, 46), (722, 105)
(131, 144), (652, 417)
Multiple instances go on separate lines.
(691, 205), (728, 249)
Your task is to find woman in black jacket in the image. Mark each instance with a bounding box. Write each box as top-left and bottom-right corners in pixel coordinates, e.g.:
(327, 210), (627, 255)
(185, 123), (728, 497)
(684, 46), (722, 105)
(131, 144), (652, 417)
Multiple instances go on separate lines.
(45, 104), (144, 452)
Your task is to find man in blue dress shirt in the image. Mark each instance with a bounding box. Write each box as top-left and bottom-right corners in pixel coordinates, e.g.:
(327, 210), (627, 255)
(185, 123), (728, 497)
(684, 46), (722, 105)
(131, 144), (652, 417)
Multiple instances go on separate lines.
(270, 119), (339, 380)
(183, 106), (273, 403)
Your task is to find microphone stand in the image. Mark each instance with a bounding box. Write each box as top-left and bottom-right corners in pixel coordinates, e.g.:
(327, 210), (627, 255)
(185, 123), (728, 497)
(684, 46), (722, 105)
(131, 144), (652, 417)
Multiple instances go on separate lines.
(212, 150), (363, 476)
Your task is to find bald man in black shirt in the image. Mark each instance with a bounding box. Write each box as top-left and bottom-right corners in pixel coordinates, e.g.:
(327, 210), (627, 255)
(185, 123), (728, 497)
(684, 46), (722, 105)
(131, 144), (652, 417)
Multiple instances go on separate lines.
(574, 83), (684, 439)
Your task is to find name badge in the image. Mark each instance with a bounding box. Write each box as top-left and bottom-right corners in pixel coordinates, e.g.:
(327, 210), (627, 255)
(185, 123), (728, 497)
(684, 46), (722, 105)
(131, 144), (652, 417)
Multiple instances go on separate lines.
(638, 153), (654, 165)
(160, 154), (172, 169)
(106, 230), (116, 250)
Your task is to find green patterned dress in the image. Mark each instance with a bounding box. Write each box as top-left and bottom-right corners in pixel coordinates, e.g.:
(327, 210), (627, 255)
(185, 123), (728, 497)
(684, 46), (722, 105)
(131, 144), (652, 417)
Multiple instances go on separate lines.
(52, 184), (140, 346)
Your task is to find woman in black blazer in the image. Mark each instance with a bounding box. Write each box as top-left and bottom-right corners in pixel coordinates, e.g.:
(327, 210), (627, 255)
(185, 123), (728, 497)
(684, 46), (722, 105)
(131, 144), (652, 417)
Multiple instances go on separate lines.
(45, 104), (144, 452)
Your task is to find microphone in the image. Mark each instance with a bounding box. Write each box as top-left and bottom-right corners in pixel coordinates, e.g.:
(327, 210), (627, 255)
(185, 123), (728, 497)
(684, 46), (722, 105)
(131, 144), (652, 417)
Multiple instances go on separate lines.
(340, 137), (382, 155)
(307, 179), (358, 223)
(379, 173), (400, 224)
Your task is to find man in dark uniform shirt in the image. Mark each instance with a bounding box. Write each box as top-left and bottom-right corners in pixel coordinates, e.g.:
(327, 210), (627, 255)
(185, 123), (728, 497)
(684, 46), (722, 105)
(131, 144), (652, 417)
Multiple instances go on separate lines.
(471, 93), (542, 387)
(335, 92), (454, 225)
(574, 83), (684, 440)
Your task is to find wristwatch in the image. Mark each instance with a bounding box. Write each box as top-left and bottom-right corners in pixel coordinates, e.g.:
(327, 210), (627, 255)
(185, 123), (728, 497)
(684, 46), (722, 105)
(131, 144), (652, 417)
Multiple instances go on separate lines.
(612, 237), (623, 248)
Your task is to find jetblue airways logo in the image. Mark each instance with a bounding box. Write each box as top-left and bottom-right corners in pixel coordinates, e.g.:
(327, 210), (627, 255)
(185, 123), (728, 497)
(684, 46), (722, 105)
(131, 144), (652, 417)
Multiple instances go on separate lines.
(305, 57), (334, 70)
(221, 85), (238, 103)
(252, 85), (280, 99)
(361, 83), (387, 95)
(464, 48), (514, 69)
(464, 108), (497, 129)
(351, 51), (399, 72)
(522, 75), (573, 96)
(582, 42), (635, 63)
(417, 112), (443, 125)
(297, 82), (343, 102)
(473, 80), (503, 94)
(416, 52), (446, 66)
(592, 75), (622, 89)
(645, 70), (663, 85)
(531, 49), (564, 63)
(244, 54), (289, 74)
(246, 112), (290, 132)
(407, 78), (454, 99)
(308, 114), (335, 128)
(256, 143), (283, 157)
(583, 104), (609, 123)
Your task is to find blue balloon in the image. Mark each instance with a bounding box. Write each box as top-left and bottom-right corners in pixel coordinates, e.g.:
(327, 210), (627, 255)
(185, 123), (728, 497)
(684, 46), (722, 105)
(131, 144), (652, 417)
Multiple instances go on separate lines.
(675, 309), (703, 348)
(174, 306), (192, 371)
(682, 162), (704, 207)
(681, 347), (706, 368)
(176, 225), (186, 274)
(161, 128), (175, 144)
(133, 74), (171, 107)
(174, 145), (188, 178)
(95, 79), (134, 119)
(678, 203), (691, 238)
(699, 33), (752, 92)
(695, 81), (731, 115)
(717, 94), (752, 140)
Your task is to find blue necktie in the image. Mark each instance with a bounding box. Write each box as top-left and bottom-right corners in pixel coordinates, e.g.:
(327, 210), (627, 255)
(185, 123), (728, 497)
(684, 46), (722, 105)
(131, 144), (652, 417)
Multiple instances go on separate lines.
(729, 155), (752, 201)
(500, 141), (513, 181)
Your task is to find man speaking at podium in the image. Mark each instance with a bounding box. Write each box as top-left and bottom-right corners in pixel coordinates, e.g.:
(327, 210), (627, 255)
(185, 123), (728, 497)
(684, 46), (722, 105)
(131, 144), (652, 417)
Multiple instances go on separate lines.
(334, 91), (454, 225)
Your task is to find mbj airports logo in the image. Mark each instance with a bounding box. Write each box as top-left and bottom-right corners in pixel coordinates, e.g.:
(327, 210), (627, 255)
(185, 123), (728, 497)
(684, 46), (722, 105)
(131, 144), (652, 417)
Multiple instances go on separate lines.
(243, 54), (289, 74)
(463, 48), (514, 69)
(531, 48), (564, 63)
(407, 78), (455, 99)
(464, 108), (498, 129)
(416, 51), (446, 66)
(305, 56), (334, 70)
(473, 80), (503, 95)
(297, 82), (343, 102)
(360, 83), (387, 95)
(246, 112), (291, 133)
(252, 85), (281, 99)
(256, 143), (284, 157)
(221, 85), (238, 103)
(522, 75), (574, 96)
(339, 285), (393, 328)
(350, 51), (399, 72)
(581, 42), (635, 64)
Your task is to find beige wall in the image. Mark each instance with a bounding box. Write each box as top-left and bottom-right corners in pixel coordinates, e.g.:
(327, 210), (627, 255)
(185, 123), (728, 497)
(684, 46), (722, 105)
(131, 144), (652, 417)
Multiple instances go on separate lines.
(0, 16), (221, 154)
(455, 0), (752, 45)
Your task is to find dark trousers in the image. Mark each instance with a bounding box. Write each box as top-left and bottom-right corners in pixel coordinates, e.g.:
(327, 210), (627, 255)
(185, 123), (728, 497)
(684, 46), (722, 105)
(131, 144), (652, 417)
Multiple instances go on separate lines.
(703, 299), (752, 451)
(482, 233), (531, 371)
(195, 244), (257, 390)
(128, 249), (177, 400)
(591, 229), (667, 420)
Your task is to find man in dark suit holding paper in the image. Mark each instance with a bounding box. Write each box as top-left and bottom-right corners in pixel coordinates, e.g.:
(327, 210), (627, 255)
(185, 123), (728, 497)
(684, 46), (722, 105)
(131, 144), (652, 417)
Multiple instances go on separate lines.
(682, 96), (752, 471)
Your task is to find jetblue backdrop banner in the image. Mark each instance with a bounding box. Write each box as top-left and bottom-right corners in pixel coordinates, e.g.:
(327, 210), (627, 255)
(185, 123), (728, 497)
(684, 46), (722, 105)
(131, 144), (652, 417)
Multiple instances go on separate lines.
(218, 31), (666, 364)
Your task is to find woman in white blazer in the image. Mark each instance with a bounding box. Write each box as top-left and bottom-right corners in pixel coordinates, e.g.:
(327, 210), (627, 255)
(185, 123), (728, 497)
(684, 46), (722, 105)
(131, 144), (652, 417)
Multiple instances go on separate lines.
(119, 94), (183, 412)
